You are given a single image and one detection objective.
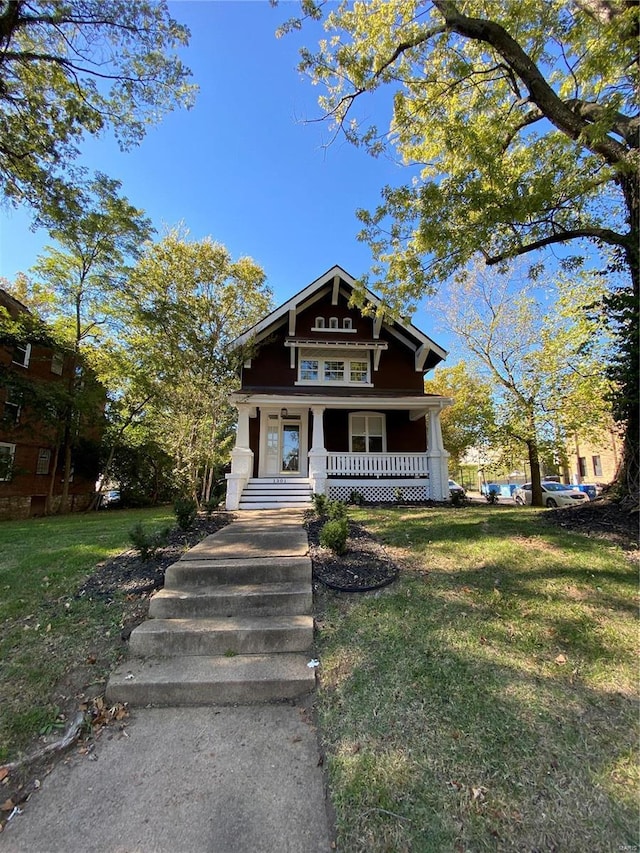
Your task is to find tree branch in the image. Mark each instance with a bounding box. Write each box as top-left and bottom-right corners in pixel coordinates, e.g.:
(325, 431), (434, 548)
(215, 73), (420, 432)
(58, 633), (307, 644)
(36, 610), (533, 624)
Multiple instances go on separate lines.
(484, 226), (629, 264)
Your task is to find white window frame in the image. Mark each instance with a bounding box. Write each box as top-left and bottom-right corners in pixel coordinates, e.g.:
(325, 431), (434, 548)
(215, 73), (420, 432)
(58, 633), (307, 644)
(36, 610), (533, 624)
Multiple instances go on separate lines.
(0, 443), (15, 481)
(296, 352), (372, 387)
(12, 342), (31, 368)
(312, 317), (325, 330)
(349, 412), (387, 453)
(310, 316), (357, 333)
(3, 399), (20, 425)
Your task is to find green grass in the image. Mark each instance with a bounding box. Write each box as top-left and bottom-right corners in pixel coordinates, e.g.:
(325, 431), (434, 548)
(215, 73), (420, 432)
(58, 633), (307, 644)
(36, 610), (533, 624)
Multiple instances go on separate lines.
(0, 507), (174, 763)
(315, 504), (639, 852)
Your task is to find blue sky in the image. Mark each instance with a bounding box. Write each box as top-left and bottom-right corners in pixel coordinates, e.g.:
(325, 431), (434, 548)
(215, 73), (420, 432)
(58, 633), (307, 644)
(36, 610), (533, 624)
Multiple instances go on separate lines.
(0, 2), (450, 345)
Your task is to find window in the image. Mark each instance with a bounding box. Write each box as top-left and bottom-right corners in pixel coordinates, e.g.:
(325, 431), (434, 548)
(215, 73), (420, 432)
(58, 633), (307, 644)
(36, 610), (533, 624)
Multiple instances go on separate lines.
(0, 443), (15, 481)
(350, 413), (385, 452)
(36, 448), (51, 475)
(578, 457), (587, 477)
(314, 317), (325, 329)
(343, 318), (352, 330)
(297, 351), (371, 385)
(350, 360), (368, 383)
(324, 360), (344, 381)
(592, 455), (602, 477)
(3, 400), (20, 425)
(12, 342), (31, 368)
(51, 352), (64, 375)
(300, 359), (319, 381)
(329, 317), (339, 329)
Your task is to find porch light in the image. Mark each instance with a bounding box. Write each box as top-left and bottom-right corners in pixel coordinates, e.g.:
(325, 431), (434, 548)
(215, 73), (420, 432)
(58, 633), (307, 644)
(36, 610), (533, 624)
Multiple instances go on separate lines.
(280, 408), (288, 418)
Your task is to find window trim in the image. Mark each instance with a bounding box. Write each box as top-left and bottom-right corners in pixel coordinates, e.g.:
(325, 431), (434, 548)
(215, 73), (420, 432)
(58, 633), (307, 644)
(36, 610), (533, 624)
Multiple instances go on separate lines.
(0, 443), (15, 481)
(3, 400), (20, 425)
(12, 342), (31, 368)
(36, 448), (51, 475)
(51, 352), (64, 375)
(295, 353), (372, 387)
(349, 411), (387, 453)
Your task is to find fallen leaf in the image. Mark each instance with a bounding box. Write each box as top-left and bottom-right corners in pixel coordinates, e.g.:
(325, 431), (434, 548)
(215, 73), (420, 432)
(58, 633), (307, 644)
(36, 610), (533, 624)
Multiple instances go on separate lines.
(1, 799), (14, 812)
(0, 769), (8, 783)
(555, 654), (568, 665)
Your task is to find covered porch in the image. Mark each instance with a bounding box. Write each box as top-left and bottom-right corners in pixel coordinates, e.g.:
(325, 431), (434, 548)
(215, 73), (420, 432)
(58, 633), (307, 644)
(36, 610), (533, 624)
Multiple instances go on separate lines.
(225, 393), (451, 509)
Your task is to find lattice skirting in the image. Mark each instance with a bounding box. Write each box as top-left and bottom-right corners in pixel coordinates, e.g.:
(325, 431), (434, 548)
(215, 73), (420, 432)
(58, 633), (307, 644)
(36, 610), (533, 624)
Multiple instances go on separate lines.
(327, 478), (431, 503)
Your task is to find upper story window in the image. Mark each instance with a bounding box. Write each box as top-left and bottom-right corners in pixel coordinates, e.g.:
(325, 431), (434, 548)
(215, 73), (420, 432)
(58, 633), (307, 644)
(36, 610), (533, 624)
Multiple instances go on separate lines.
(13, 343), (31, 368)
(0, 443), (15, 481)
(311, 316), (357, 333)
(36, 448), (51, 475)
(297, 351), (371, 386)
(51, 352), (64, 375)
(3, 399), (20, 426)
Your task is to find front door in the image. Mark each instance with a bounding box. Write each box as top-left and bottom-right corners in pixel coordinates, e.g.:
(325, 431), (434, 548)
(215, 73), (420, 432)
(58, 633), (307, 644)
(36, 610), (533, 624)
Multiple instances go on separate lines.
(260, 411), (307, 477)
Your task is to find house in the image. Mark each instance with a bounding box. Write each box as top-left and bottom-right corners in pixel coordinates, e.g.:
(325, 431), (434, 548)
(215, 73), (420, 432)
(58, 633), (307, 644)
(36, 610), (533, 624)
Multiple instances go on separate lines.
(225, 265), (452, 510)
(0, 288), (102, 519)
(567, 426), (622, 489)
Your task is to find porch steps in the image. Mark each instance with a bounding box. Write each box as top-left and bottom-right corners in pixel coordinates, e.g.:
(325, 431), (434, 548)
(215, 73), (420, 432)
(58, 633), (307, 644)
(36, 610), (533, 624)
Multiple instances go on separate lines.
(238, 477), (313, 510)
(106, 513), (316, 705)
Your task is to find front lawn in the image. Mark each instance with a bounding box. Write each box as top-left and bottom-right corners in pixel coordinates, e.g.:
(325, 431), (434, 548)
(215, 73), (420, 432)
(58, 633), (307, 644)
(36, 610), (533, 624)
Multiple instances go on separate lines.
(0, 507), (175, 763)
(315, 504), (638, 852)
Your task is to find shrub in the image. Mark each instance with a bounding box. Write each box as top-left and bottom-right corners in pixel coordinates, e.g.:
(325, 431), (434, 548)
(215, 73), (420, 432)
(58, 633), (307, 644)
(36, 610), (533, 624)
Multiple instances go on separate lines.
(319, 517), (349, 555)
(129, 522), (170, 561)
(174, 497), (197, 530)
(312, 493), (329, 517)
(450, 490), (467, 507)
(348, 490), (365, 506)
(328, 499), (348, 520)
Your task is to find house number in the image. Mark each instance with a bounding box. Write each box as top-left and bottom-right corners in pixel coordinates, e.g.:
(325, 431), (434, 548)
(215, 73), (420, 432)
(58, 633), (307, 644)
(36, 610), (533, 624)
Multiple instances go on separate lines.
(273, 478), (286, 483)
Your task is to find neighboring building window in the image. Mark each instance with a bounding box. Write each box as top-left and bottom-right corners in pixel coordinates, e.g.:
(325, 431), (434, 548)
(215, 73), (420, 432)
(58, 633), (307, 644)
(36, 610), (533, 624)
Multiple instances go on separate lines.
(51, 352), (64, 375)
(578, 457), (587, 477)
(350, 413), (385, 453)
(329, 317), (339, 329)
(36, 448), (51, 475)
(12, 342), (31, 368)
(0, 443), (15, 481)
(3, 400), (20, 425)
(592, 455), (602, 477)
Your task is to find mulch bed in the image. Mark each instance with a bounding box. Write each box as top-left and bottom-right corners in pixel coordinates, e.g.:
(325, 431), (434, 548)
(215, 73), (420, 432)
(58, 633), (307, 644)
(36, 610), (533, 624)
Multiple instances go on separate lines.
(76, 512), (233, 604)
(544, 497), (639, 551)
(305, 515), (399, 592)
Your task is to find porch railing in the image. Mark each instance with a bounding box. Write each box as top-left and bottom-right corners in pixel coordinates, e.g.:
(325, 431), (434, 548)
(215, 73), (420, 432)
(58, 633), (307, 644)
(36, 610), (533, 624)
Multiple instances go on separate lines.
(326, 452), (429, 478)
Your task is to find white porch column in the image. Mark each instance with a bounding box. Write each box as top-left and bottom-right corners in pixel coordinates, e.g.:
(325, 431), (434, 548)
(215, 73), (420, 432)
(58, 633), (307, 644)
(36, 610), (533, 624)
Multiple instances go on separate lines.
(308, 405), (327, 495)
(225, 403), (254, 510)
(426, 407), (450, 501)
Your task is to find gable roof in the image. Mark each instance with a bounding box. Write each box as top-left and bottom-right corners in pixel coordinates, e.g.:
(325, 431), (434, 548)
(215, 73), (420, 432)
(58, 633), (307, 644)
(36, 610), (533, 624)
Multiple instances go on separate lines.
(230, 265), (447, 373)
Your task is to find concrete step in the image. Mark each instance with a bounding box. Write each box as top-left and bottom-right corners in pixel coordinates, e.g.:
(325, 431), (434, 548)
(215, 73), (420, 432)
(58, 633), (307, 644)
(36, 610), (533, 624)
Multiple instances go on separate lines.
(129, 614), (314, 657)
(165, 556), (312, 588)
(148, 582), (312, 619)
(179, 527), (309, 560)
(238, 500), (313, 510)
(106, 653), (316, 706)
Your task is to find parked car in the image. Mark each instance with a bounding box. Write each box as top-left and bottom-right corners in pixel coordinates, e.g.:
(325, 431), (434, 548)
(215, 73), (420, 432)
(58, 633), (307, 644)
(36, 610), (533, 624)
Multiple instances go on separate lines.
(513, 482), (588, 508)
(448, 479), (466, 497)
(99, 489), (121, 508)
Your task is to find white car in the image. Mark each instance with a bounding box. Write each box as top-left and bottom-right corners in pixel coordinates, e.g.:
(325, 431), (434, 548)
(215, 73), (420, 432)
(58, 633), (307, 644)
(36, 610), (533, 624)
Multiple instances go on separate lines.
(513, 482), (589, 508)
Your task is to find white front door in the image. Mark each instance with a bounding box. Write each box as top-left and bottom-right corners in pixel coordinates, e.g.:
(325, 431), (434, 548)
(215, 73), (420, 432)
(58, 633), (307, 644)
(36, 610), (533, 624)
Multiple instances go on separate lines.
(260, 411), (308, 477)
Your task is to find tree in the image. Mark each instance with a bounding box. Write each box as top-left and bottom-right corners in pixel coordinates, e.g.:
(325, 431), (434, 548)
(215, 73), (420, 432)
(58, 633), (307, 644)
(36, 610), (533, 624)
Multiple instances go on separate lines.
(423, 360), (496, 472)
(30, 175), (153, 511)
(0, 0), (196, 211)
(121, 230), (273, 503)
(285, 0), (639, 499)
(435, 263), (613, 505)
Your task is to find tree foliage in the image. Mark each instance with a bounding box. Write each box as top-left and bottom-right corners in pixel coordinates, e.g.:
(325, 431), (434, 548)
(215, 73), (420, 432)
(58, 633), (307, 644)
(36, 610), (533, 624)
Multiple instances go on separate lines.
(424, 360), (496, 471)
(120, 230), (273, 502)
(435, 262), (613, 504)
(0, 0), (196, 210)
(287, 0), (639, 497)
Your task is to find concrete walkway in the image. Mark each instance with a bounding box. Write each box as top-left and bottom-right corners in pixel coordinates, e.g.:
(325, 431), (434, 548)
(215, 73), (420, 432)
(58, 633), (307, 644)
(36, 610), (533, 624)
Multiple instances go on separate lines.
(2, 510), (333, 853)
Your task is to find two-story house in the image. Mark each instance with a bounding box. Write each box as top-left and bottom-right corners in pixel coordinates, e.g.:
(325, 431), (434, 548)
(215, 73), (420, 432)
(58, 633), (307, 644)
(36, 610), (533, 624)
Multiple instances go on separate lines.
(0, 288), (101, 519)
(225, 266), (451, 510)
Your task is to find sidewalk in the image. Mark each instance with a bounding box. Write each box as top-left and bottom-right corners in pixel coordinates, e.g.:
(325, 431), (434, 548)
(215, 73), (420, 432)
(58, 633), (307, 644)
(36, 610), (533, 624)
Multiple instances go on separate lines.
(2, 510), (333, 853)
